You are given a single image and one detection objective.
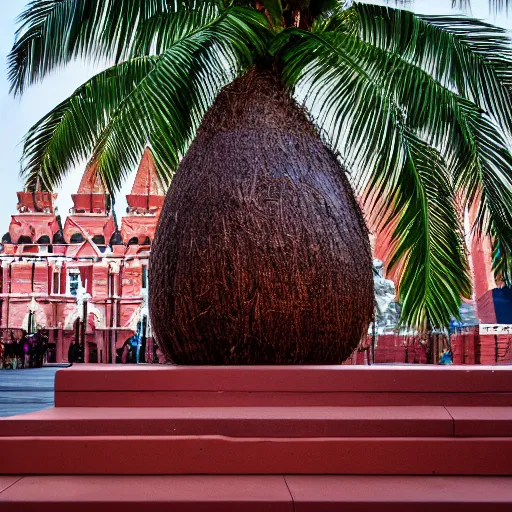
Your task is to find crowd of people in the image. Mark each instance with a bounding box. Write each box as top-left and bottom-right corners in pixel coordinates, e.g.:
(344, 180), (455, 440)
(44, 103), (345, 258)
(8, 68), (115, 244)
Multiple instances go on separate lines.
(0, 330), (49, 369)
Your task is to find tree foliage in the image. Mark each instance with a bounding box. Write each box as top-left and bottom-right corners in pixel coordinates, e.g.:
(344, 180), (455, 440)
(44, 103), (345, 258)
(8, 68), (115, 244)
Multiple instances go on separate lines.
(8, 0), (512, 330)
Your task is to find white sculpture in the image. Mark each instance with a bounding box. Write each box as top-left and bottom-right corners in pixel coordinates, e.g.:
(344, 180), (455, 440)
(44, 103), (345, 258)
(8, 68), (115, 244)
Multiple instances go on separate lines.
(373, 259), (398, 330)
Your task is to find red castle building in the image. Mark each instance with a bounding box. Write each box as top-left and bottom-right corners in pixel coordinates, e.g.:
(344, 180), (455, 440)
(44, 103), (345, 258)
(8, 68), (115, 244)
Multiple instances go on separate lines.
(0, 149), (164, 364)
(0, 147), (510, 365)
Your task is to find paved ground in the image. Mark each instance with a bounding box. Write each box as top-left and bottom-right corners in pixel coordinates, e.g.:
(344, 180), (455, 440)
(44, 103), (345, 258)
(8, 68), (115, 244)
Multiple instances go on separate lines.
(0, 367), (65, 417)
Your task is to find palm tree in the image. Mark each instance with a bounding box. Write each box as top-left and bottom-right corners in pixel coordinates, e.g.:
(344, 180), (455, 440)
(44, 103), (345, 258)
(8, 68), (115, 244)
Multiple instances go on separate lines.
(8, 0), (512, 364)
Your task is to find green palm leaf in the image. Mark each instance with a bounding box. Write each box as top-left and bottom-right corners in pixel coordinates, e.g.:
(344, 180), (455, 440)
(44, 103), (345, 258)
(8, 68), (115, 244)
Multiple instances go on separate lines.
(22, 56), (158, 191)
(277, 28), (473, 328)
(8, 0), (212, 95)
(299, 18), (512, 291)
(388, 131), (471, 330)
(348, 3), (512, 138)
(88, 7), (268, 192)
(20, 4), (268, 192)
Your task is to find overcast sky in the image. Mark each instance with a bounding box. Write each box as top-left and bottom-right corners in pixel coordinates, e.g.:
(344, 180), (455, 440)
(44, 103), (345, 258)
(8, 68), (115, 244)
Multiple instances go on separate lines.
(0, 0), (511, 234)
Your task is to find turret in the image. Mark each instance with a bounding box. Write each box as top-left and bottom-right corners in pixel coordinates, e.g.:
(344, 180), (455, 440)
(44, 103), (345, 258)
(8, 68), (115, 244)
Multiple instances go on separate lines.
(121, 148), (165, 247)
(7, 190), (59, 247)
(64, 160), (115, 246)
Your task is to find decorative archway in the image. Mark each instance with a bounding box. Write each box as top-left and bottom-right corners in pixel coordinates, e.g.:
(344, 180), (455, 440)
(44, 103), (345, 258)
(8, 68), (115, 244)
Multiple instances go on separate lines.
(63, 303), (104, 331)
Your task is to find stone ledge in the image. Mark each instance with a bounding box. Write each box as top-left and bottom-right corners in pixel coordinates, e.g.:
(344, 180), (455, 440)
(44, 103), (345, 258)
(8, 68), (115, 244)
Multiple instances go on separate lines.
(55, 364), (512, 393)
(0, 406), (454, 437)
(1, 436), (511, 475)
(54, 365), (512, 407)
(1, 476), (512, 511)
(3, 405), (512, 438)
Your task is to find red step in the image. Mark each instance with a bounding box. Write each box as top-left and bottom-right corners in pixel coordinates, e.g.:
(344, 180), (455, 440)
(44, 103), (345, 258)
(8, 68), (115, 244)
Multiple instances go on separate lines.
(3, 405), (511, 438)
(1, 435), (511, 475)
(1, 475), (511, 511)
(1, 366), (511, 484)
(54, 365), (512, 407)
(0, 475), (292, 512)
(285, 475), (512, 511)
(0, 406), (453, 437)
(448, 406), (512, 436)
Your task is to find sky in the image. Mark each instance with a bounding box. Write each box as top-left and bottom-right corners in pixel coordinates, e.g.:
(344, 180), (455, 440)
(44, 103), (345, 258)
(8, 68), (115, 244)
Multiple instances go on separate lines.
(0, 0), (512, 234)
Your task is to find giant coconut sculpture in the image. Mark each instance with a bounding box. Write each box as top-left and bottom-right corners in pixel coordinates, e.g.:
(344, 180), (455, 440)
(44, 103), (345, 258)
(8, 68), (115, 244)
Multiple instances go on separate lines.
(150, 70), (374, 364)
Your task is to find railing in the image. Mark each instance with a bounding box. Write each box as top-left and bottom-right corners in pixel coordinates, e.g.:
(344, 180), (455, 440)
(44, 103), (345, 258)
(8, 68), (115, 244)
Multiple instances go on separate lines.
(479, 325), (512, 364)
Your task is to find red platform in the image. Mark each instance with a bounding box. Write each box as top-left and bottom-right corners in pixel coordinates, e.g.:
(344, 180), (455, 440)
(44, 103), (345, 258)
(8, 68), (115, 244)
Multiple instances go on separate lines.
(1, 365), (512, 510)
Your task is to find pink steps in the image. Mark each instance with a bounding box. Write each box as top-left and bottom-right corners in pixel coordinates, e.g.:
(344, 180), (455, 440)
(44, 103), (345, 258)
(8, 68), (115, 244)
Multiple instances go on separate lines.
(0, 406), (459, 437)
(1, 365), (512, 509)
(4, 405), (510, 437)
(54, 364), (512, 407)
(2, 434), (511, 475)
(1, 475), (512, 512)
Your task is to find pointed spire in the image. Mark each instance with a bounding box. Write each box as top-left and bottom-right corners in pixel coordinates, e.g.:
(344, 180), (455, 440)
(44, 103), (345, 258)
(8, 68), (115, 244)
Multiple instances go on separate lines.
(72, 159), (109, 214)
(77, 160), (106, 194)
(130, 148), (165, 197)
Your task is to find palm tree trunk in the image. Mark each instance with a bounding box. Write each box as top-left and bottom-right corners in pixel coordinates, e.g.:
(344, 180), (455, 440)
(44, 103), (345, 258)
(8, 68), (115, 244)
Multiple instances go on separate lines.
(150, 68), (374, 364)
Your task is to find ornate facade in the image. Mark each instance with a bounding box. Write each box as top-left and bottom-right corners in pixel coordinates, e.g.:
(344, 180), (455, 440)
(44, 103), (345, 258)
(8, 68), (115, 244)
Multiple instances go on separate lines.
(0, 149), (164, 364)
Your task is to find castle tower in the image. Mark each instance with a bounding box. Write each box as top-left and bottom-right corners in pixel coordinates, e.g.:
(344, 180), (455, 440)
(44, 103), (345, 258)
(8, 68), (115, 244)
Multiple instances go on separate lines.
(121, 148), (165, 247)
(63, 160), (115, 248)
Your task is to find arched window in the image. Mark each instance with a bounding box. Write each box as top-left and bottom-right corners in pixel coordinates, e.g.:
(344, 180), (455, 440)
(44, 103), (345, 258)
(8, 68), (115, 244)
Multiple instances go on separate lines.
(108, 272), (117, 297)
(52, 230), (65, 244)
(18, 235), (33, 244)
(109, 231), (124, 246)
(52, 268), (61, 295)
(28, 310), (36, 334)
(141, 265), (148, 290)
(70, 233), (84, 243)
(37, 235), (51, 244)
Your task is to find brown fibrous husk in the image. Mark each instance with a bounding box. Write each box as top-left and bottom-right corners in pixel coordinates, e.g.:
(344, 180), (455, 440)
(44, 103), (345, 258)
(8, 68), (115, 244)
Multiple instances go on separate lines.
(150, 68), (374, 364)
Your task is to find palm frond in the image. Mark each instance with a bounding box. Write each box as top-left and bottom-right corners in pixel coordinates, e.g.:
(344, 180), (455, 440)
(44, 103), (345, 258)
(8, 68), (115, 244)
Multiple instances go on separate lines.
(21, 56), (158, 191)
(347, 3), (512, 140)
(131, 1), (221, 57)
(278, 28), (472, 329)
(89, 7), (268, 192)
(7, 0), (216, 95)
(387, 131), (471, 330)
(305, 21), (512, 283)
(19, 5), (268, 192)
(455, 112), (512, 242)
(277, 5), (512, 321)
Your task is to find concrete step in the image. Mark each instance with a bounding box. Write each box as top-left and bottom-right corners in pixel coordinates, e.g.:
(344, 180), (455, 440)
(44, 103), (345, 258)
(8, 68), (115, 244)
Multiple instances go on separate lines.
(1, 434), (511, 475)
(2, 365), (512, 476)
(1, 475), (512, 511)
(2, 405), (512, 438)
(0, 406), (455, 437)
(54, 365), (512, 407)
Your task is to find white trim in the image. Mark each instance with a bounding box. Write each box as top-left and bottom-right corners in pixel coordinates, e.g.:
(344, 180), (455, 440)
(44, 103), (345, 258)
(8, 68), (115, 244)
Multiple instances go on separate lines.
(480, 324), (512, 334)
